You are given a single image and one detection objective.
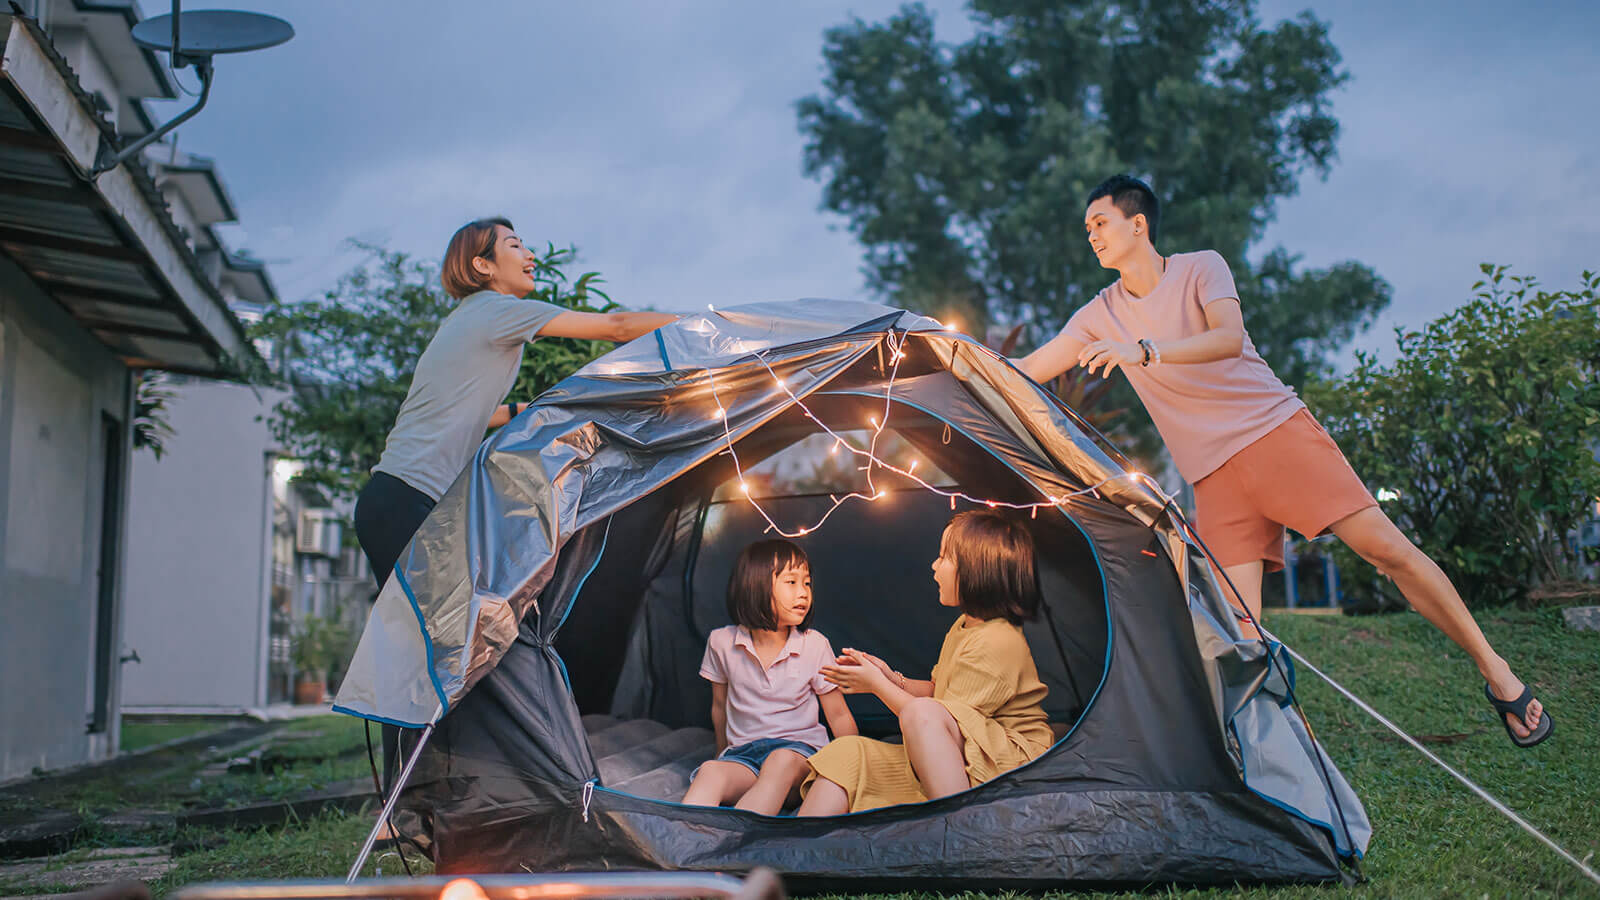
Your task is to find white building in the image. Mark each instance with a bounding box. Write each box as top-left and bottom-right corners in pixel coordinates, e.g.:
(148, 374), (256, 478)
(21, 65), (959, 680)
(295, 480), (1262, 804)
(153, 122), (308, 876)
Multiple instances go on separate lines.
(0, 0), (261, 780)
(115, 140), (372, 716)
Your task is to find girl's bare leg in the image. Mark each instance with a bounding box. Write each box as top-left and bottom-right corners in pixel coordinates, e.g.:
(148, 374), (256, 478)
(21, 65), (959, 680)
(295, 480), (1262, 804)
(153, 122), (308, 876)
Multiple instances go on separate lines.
(796, 777), (849, 816)
(735, 749), (812, 815)
(682, 760), (757, 807)
(899, 698), (970, 799)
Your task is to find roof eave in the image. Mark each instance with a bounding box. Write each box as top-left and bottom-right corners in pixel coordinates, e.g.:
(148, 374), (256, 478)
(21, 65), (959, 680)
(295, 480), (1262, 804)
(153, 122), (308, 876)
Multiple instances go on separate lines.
(0, 13), (259, 375)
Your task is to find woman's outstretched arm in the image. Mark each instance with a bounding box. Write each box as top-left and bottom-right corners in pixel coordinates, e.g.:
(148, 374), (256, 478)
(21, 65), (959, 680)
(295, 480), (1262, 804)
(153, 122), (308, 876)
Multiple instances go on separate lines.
(540, 310), (679, 343)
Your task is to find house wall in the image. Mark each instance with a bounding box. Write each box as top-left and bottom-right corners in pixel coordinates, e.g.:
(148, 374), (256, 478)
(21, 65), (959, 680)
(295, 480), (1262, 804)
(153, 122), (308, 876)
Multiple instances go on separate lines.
(119, 381), (284, 712)
(0, 255), (131, 782)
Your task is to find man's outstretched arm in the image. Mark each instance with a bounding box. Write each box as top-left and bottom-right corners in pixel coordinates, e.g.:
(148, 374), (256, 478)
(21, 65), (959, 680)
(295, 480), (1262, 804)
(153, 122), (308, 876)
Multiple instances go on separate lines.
(1013, 330), (1088, 383)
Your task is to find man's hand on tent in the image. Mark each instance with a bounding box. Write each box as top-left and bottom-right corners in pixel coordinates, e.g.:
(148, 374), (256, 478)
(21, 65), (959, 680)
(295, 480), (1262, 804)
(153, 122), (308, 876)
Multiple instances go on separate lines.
(1078, 340), (1144, 376)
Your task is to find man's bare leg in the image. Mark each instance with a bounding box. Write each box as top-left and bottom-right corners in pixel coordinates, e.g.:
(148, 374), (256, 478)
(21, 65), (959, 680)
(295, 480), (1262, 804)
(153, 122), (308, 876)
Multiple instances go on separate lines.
(1217, 560), (1264, 639)
(1329, 507), (1541, 738)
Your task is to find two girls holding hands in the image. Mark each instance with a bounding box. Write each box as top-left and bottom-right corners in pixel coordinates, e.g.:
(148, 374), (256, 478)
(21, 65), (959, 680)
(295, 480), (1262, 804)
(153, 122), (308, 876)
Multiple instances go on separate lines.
(687, 510), (1052, 817)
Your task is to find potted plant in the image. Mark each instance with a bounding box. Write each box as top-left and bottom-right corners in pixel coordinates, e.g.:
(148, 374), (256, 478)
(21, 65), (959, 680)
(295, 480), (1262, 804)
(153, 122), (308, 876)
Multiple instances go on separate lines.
(290, 615), (347, 705)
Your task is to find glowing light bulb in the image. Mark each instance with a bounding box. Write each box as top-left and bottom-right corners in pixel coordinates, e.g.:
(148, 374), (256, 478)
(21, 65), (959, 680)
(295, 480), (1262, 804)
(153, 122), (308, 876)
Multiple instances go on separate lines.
(908, 460), (919, 473)
(876, 490), (888, 500)
(712, 406), (726, 420)
(944, 320), (958, 332)
(949, 496), (956, 510)
(707, 303), (716, 311)
(797, 527), (810, 535)
(986, 500), (998, 508)
(868, 415), (879, 428)
(740, 481), (750, 494)
(829, 440), (840, 455)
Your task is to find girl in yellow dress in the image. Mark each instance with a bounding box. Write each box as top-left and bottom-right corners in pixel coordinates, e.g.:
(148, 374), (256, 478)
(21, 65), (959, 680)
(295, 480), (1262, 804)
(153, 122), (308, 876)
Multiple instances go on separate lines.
(796, 509), (1053, 815)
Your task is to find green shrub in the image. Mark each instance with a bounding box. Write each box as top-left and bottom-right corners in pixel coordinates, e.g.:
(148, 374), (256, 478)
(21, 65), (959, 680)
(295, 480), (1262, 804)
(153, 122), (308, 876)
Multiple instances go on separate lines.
(1304, 265), (1600, 608)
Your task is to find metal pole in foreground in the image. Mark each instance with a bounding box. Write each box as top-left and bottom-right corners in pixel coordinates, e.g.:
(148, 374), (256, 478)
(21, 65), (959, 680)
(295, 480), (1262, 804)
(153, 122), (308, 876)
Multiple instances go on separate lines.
(346, 723), (435, 883)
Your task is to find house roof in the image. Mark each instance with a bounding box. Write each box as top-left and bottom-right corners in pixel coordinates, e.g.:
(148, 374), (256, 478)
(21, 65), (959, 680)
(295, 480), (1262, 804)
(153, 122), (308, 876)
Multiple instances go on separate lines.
(155, 151), (239, 224)
(0, 11), (259, 376)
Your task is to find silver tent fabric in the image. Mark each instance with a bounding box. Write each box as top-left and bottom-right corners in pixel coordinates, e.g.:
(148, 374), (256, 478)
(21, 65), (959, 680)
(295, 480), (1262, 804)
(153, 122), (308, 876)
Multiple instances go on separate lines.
(333, 298), (1369, 857)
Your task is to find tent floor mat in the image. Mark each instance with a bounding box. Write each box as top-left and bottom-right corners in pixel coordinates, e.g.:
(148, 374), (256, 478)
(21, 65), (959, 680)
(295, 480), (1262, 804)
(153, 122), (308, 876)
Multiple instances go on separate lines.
(582, 715), (716, 803)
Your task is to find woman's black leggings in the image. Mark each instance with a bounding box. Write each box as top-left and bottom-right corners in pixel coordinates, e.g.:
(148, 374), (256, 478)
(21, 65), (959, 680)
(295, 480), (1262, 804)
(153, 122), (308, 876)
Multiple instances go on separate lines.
(354, 471), (437, 589)
(353, 471), (437, 795)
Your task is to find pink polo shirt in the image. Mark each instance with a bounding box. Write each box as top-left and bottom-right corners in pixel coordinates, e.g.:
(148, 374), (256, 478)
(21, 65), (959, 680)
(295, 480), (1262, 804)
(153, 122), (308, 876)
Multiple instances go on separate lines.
(699, 625), (837, 750)
(1060, 250), (1305, 483)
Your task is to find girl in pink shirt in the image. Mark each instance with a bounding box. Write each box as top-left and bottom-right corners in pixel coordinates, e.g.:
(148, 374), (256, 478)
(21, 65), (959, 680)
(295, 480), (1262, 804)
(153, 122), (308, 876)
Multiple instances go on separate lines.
(682, 540), (858, 814)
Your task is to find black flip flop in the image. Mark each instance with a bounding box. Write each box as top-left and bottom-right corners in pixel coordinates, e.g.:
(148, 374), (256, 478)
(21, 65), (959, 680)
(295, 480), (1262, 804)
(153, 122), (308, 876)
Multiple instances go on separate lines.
(1484, 683), (1553, 748)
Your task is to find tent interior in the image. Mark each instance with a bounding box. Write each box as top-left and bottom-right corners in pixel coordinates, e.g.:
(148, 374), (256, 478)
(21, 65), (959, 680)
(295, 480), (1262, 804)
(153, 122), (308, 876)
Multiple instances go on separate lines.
(549, 386), (1112, 808)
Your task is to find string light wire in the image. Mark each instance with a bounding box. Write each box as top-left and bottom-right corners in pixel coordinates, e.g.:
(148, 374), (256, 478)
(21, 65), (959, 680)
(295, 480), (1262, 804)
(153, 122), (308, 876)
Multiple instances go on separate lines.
(701, 329), (1160, 538)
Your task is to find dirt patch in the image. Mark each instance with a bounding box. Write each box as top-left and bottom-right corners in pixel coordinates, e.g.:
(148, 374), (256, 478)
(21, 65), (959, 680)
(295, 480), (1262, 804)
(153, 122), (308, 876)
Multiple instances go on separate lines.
(1339, 626), (1392, 647)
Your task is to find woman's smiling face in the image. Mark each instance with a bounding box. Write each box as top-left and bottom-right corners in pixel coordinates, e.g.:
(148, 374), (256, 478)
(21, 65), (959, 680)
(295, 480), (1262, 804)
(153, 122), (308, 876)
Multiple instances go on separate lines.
(474, 225), (539, 296)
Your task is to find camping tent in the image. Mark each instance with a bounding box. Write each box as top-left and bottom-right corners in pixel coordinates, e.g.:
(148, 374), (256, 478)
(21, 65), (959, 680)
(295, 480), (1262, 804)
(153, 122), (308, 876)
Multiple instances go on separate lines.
(333, 300), (1370, 888)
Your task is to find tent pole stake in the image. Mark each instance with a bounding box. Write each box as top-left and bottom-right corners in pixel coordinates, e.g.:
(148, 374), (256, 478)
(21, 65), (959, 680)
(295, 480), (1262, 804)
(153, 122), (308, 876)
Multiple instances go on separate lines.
(346, 722), (434, 883)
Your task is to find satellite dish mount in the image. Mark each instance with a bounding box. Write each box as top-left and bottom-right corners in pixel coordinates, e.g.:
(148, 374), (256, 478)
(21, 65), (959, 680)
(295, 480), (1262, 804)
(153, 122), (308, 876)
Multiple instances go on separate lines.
(91, 0), (293, 176)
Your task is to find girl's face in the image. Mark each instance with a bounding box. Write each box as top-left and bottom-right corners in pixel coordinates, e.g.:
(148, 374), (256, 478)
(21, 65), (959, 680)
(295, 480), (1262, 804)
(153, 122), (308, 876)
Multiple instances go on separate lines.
(771, 563), (812, 628)
(932, 530), (959, 608)
(474, 225), (539, 296)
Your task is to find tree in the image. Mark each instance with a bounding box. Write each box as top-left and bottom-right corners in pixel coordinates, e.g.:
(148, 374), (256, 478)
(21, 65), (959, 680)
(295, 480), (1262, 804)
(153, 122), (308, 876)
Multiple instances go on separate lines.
(797, 0), (1391, 387)
(1303, 266), (1600, 608)
(250, 243), (617, 500)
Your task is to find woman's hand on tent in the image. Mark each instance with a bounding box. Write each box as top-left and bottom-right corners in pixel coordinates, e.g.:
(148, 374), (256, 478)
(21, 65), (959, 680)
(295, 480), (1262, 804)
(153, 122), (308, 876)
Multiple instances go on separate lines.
(1077, 340), (1143, 376)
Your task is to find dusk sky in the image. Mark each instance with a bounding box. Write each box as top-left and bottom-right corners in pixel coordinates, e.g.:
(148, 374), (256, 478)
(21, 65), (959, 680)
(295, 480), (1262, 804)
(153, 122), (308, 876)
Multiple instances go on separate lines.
(150, 0), (1599, 364)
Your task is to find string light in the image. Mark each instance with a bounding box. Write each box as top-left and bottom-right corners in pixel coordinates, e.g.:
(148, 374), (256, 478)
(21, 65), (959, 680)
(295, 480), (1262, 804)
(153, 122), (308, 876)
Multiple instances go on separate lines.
(702, 328), (1171, 539)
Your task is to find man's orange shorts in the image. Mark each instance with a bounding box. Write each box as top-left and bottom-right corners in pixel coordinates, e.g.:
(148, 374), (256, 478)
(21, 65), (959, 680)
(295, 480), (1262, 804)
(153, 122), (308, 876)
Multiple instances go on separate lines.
(1192, 408), (1376, 572)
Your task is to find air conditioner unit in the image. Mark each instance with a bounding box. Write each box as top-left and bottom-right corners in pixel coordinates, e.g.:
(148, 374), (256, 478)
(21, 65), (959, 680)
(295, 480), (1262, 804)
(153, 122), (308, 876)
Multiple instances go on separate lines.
(296, 509), (343, 557)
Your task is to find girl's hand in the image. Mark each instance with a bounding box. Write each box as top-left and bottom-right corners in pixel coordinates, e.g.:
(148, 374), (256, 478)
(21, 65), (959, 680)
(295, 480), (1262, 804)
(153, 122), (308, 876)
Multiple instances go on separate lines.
(1077, 340), (1143, 376)
(838, 648), (892, 678)
(821, 658), (889, 694)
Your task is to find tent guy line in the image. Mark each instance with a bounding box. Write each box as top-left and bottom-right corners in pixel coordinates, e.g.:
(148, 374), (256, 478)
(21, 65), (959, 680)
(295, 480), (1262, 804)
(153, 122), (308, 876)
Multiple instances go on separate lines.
(1263, 633), (1600, 888)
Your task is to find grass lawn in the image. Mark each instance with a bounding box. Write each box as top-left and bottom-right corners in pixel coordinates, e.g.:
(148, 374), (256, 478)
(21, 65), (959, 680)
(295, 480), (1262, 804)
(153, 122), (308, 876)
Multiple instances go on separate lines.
(7, 608), (1595, 899)
(120, 717), (237, 754)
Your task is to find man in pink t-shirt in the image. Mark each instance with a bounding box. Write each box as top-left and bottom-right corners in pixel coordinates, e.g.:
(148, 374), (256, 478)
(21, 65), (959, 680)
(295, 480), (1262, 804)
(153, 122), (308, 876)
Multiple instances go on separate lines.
(1016, 175), (1550, 748)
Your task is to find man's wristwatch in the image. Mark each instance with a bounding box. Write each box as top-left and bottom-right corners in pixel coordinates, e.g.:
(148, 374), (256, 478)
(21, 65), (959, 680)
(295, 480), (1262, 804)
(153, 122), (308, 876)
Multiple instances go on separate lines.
(1138, 338), (1160, 367)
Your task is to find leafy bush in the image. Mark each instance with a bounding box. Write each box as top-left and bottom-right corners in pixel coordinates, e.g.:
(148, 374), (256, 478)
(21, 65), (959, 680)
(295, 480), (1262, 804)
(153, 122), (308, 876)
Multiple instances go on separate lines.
(1304, 266), (1600, 608)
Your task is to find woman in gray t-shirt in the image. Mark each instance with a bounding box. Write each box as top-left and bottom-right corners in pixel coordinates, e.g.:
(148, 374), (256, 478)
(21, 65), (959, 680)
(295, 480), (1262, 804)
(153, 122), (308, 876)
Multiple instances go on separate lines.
(355, 216), (676, 592)
(353, 216), (675, 798)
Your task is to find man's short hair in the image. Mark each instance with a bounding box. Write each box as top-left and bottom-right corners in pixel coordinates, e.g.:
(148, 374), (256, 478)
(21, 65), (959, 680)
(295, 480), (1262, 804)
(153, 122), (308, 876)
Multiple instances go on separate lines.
(1086, 175), (1160, 243)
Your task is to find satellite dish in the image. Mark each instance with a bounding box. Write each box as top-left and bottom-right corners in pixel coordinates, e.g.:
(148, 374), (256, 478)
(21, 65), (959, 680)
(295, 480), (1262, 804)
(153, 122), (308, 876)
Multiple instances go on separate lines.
(130, 10), (294, 61)
(92, 5), (294, 176)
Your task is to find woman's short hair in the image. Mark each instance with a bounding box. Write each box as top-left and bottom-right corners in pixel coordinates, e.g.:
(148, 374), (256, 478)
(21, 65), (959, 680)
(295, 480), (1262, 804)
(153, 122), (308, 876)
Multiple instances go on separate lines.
(942, 510), (1042, 625)
(441, 216), (514, 299)
(726, 539), (813, 632)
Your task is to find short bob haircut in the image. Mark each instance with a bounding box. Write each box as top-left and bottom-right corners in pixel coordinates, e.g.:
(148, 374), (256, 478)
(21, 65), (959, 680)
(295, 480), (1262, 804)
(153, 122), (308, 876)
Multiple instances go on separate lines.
(1086, 174), (1160, 244)
(441, 216), (514, 300)
(940, 509), (1042, 625)
(726, 539), (813, 632)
